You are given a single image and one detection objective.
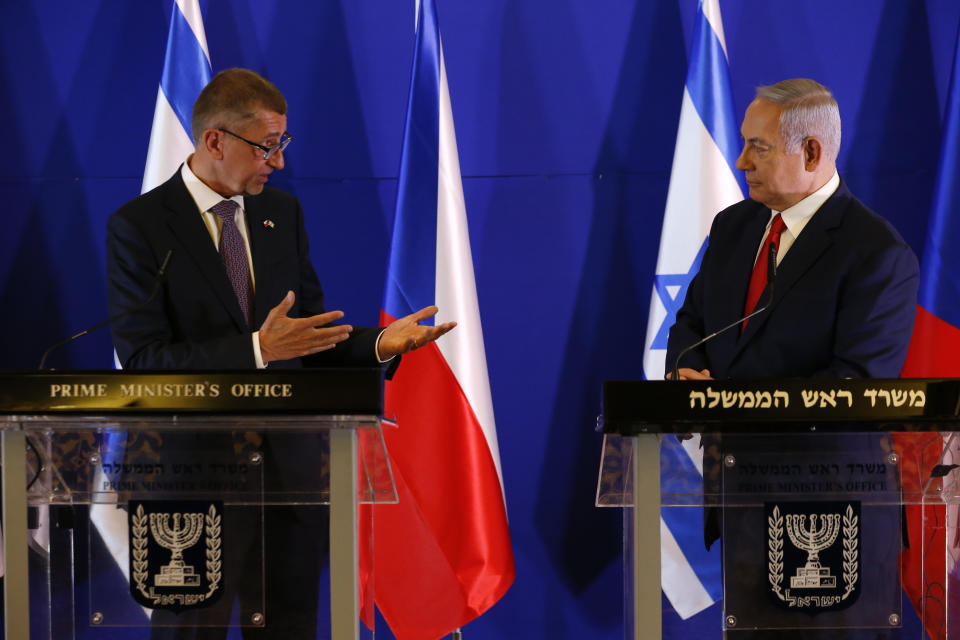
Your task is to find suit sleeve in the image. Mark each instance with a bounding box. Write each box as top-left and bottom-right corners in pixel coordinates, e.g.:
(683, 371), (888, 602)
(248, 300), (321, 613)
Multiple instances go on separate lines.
(106, 211), (258, 369)
(815, 241), (920, 378)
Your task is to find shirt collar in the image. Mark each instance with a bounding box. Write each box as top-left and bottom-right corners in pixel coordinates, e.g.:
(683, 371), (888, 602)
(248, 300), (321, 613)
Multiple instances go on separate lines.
(771, 170), (840, 235)
(180, 159), (246, 215)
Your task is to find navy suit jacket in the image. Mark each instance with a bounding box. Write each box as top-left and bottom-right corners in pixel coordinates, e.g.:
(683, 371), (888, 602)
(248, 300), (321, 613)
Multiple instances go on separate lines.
(666, 180), (919, 379)
(105, 169), (387, 532)
(106, 170), (380, 370)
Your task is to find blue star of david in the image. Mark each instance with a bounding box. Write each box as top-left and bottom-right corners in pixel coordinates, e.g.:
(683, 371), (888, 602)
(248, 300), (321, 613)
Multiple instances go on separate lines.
(649, 239), (709, 349)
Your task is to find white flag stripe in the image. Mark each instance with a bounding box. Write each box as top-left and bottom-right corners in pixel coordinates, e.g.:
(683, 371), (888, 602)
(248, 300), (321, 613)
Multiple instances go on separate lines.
(643, 288), (668, 379)
(142, 87), (195, 193)
(434, 45), (505, 493)
(655, 89), (742, 277)
(660, 517), (715, 618)
(701, 0), (729, 58)
(175, 0), (211, 64)
(681, 435), (705, 477)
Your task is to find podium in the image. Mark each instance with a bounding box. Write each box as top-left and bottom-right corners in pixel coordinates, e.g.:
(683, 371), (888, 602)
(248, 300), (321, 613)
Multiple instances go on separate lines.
(0, 369), (395, 640)
(597, 378), (960, 639)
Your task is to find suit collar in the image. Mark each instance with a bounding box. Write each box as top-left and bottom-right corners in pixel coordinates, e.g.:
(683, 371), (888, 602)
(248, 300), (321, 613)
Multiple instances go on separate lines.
(709, 203), (771, 359)
(732, 178), (854, 351)
(180, 160), (246, 215)
(776, 170), (841, 238)
(244, 195), (277, 327)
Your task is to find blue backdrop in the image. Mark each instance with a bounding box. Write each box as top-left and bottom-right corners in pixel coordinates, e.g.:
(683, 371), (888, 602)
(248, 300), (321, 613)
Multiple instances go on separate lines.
(2, 1), (959, 638)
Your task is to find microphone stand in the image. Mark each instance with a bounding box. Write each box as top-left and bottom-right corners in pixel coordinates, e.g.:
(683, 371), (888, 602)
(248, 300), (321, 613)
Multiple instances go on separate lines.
(670, 242), (778, 381)
(38, 250), (173, 370)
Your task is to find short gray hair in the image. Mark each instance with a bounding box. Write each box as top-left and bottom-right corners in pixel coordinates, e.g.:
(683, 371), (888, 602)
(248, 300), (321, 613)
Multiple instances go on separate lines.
(756, 78), (841, 161)
(192, 68), (287, 144)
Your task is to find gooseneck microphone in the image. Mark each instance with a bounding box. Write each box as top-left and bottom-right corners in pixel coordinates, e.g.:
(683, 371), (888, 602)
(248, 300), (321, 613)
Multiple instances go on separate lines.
(669, 242), (778, 381)
(38, 249), (173, 370)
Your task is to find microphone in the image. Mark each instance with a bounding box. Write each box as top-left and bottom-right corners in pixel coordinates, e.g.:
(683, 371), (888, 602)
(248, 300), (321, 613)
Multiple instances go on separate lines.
(38, 250), (173, 370)
(669, 242), (778, 381)
(767, 239), (777, 286)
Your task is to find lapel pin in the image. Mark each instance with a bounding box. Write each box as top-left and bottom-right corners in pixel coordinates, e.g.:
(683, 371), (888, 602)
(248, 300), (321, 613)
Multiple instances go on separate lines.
(263, 219), (275, 229)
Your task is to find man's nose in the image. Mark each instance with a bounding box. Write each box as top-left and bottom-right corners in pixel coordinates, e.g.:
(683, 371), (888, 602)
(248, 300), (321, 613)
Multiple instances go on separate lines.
(735, 146), (751, 171)
(267, 149), (285, 170)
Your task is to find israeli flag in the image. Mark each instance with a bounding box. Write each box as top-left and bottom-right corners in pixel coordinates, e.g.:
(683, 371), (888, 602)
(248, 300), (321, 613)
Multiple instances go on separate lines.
(641, 0), (744, 619)
(142, 0), (212, 193)
(94, 0), (212, 600)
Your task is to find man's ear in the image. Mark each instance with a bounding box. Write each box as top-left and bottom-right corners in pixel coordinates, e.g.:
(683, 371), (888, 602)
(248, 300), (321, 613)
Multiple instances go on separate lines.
(201, 129), (224, 160)
(802, 137), (823, 172)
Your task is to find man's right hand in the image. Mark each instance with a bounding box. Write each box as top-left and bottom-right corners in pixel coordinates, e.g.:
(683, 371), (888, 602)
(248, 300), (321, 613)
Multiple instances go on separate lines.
(259, 291), (352, 364)
(666, 367), (713, 380)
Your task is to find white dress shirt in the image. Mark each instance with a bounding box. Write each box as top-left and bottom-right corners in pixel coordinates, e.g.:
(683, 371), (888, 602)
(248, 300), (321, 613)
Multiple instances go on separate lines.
(755, 171), (841, 265)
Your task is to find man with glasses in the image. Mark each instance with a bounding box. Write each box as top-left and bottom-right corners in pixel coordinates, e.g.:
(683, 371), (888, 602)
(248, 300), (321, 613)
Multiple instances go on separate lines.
(105, 68), (451, 638)
(107, 67), (450, 369)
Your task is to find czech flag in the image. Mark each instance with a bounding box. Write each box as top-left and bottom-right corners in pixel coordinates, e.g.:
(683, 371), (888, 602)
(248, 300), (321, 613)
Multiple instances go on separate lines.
(898, 22), (960, 640)
(372, 0), (515, 637)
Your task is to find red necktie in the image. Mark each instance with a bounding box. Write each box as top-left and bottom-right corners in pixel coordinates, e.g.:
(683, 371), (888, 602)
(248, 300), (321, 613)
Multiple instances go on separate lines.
(742, 213), (786, 330)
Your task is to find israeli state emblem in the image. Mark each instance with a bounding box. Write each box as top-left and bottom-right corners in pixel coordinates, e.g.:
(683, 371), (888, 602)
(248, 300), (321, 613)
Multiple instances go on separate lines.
(128, 500), (224, 612)
(766, 501), (860, 612)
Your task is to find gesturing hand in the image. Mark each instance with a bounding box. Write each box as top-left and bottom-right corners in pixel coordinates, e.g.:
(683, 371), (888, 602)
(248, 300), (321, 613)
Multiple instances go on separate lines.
(377, 305), (456, 360)
(259, 291), (352, 364)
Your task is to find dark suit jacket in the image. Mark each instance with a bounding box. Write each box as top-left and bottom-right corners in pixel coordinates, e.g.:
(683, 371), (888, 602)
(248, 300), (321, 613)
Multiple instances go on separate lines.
(666, 180), (919, 379)
(105, 169), (387, 521)
(106, 169), (380, 369)
(666, 180), (919, 559)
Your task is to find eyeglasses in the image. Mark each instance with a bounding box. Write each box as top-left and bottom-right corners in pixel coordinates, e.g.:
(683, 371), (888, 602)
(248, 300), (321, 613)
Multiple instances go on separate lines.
(218, 128), (292, 160)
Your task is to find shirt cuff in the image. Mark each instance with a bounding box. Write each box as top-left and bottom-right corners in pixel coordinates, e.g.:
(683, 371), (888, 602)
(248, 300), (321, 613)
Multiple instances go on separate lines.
(252, 331), (267, 369)
(374, 329), (395, 364)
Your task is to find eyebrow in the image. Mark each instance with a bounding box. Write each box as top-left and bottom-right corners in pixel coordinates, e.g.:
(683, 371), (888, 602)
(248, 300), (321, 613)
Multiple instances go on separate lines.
(744, 136), (771, 147)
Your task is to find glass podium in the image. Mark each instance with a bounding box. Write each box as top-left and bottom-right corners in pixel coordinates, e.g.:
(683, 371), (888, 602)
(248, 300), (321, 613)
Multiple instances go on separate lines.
(0, 369), (396, 640)
(597, 378), (960, 639)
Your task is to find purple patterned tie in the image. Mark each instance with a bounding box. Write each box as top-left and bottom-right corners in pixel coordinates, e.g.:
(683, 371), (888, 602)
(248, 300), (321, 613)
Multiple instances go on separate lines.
(211, 199), (253, 327)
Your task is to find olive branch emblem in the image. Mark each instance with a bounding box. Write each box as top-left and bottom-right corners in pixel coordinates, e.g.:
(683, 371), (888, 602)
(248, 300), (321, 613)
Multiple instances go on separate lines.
(131, 504), (150, 599)
(205, 504), (222, 598)
(841, 504), (859, 600)
(768, 505), (785, 600)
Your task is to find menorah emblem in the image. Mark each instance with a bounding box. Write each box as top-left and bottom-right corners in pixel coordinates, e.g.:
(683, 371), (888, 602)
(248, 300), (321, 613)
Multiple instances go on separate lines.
(785, 512), (841, 589)
(149, 511), (204, 587)
(767, 502), (860, 610)
(129, 501), (223, 612)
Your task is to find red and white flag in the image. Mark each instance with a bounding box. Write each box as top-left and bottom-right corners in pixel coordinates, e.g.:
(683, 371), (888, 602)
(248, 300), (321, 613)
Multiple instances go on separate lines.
(371, 0), (514, 637)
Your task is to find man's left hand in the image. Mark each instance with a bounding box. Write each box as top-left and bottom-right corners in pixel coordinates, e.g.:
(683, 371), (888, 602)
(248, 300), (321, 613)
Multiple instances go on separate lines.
(377, 305), (457, 360)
